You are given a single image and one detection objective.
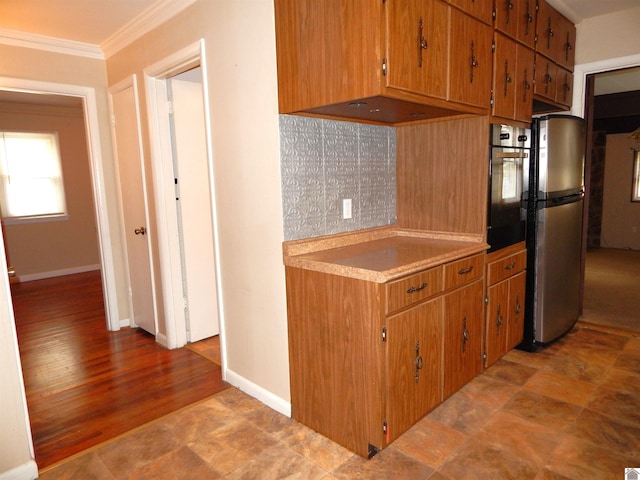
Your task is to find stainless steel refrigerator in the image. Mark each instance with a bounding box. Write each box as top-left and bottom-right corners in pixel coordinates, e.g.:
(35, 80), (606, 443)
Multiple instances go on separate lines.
(521, 115), (585, 350)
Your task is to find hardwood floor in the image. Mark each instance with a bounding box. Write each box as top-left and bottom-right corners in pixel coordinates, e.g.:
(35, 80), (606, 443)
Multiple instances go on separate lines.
(11, 270), (229, 469)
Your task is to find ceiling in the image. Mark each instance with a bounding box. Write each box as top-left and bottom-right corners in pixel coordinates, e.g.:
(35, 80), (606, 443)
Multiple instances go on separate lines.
(0, 0), (637, 47)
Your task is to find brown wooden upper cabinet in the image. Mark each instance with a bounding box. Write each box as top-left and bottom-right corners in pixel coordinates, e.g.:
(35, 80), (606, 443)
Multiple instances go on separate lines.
(449, 7), (493, 109)
(273, 0), (494, 124)
(450, 0), (493, 24)
(535, 0), (576, 71)
(494, 0), (536, 48)
(492, 33), (534, 123)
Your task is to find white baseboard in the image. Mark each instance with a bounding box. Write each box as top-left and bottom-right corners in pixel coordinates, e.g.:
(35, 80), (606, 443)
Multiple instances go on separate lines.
(156, 332), (169, 348)
(17, 264), (101, 283)
(223, 368), (291, 418)
(0, 460), (38, 480)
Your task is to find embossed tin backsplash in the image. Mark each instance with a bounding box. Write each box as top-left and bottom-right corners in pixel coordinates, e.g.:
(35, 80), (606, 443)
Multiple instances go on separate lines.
(280, 115), (396, 241)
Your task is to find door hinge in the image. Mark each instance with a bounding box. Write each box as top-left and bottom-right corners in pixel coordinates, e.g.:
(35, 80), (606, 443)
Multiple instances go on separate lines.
(492, 39), (496, 54)
(382, 58), (387, 76)
(483, 351), (487, 361)
(167, 100), (174, 116)
(490, 91), (494, 107)
(382, 419), (388, 435)
(110, 113), (116, 127)
(484, 295), (489, 304)
(382, 326), (387, 342)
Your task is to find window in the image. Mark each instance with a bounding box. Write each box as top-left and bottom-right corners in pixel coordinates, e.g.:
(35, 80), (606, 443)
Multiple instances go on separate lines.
(633, 148), (640, 202)
(0, 131), (67, 223)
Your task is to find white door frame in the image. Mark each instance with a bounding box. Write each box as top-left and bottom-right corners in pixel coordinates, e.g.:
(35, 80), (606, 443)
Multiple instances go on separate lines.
(144, 40), (225, 352)
(0, 76), (121, 331)
(571, 53), (640, 118)
(108, 74), (159, 333)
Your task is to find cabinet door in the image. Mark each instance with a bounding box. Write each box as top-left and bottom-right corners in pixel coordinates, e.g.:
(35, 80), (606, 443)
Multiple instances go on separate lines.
(485, 279), (509, 367)
(494, 0), (518, 40)
(556, 66), (573, 108)
(492, 33), (517, 120)
(556, 14), (576, 70)
(450, 0), (493, 24)
(385, 0), (448, 99)
(515, 0), (536, 48)
(535, 0), (560, 62)
(449, 8), (493, 108)
(534, 54), (558, 102)
(443, 280), (484, 399)
(386, 297), (443, 443)
(506, 271), (526, 350)
(514, 44), (534, 122)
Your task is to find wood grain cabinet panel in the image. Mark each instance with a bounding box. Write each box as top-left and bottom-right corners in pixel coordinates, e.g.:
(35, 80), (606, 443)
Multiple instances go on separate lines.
(386, 297), (443, 442)
(274, 0), (494, 124)
(285, 251), (487, 458)
(494, 0), (536, 48)
(514, 43), (535, 121)
(385, 0), (449, 100)
(443, 279), (484, 399)
(449, 7), (493, 109)
(450, 0), (494, 24)
(484, 243), (527, 367)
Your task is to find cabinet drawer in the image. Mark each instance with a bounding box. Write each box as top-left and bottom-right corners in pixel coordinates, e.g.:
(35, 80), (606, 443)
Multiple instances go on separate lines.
(443, 254), (484, 290)
(487, 250), (526, 285)
(386, 266), (443, 314)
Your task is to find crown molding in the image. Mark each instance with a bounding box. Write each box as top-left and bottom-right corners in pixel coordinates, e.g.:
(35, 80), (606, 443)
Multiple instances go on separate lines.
(0, 28), (104, 59)
(101, 0), (198, 59)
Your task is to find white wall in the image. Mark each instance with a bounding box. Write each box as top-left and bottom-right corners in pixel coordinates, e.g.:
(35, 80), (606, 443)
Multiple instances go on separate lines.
(106, 0), (289, 407)
(572, 6), (640, 118)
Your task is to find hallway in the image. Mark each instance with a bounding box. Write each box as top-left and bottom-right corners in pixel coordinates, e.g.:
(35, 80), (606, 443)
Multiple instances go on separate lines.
(12, 270), (228, 468)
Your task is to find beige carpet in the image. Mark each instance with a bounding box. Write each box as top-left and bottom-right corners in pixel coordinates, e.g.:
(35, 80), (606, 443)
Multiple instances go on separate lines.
(583, 248), (640, 332)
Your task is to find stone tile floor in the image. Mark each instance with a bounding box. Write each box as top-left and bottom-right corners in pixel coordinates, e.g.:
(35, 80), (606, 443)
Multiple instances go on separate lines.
(39, 322), (640, 479)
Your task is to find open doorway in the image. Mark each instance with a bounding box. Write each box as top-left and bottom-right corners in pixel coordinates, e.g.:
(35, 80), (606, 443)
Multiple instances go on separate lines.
(582, 66), (640, 332)
(144, 40), (223, 352)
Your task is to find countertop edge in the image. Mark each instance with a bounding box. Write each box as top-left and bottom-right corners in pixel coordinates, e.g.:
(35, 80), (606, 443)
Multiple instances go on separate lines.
(283, 227), (489, 283)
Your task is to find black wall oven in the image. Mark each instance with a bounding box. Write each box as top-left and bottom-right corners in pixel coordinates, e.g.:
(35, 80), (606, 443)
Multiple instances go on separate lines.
(487, 124), (530, 252)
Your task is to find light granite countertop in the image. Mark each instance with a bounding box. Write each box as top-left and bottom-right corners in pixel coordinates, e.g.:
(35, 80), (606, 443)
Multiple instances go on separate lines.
(283, 226), (488, 283)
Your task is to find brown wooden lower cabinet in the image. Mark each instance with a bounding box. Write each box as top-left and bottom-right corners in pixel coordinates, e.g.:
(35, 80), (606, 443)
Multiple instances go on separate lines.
(285, 253), (486, 458)
(484, 243), (527, 367)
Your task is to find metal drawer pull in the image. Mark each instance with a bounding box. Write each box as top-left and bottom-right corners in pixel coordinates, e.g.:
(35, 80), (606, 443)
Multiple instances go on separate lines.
(407, 282), (428, 294)
(458, 265), (474, 275)
(504, 262), (516, 270)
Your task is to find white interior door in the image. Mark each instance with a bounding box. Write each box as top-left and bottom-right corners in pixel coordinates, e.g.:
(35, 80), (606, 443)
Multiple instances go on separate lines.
(111, 84), (156, 335)
(169, 72), (220, 342)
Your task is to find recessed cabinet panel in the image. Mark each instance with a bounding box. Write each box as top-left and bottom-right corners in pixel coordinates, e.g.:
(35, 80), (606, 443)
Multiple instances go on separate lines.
(534, 54), (558, 102)
(515, 44), (535, 122)
(507, 271), (526, 350)
(486, 280), (510, 367)
(386, 266), (443, 314)
(386, 297), (443, 443)
(450, 0), (493, 24)
(556, 13), (576, 70)
(386, 0), (448, 99)
(492, 33), (518, 120)
(443, 279), (484, 399)
(556, 66), (574, 108)
(449, 8), (493, 109)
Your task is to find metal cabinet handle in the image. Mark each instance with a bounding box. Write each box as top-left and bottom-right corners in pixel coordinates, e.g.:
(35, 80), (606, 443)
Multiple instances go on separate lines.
(418, 18), (428, 67)
(134, 226), (146, 235)
(414, 341), (424, 383)
(458, 265), (474, 275)
(505, 261), (516, 270)
(407, 282), (428, 294)
(462, 317), (470, 352)
(470, 41), (479, 83)
(496, 304), (503, 334)
(515, 294), (521, 315)
(503, 60), (512, 97)
(505, 0), (513, 24)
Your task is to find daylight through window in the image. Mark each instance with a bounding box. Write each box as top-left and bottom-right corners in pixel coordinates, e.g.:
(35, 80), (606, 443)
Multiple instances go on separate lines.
(0, 131), (67, 222)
